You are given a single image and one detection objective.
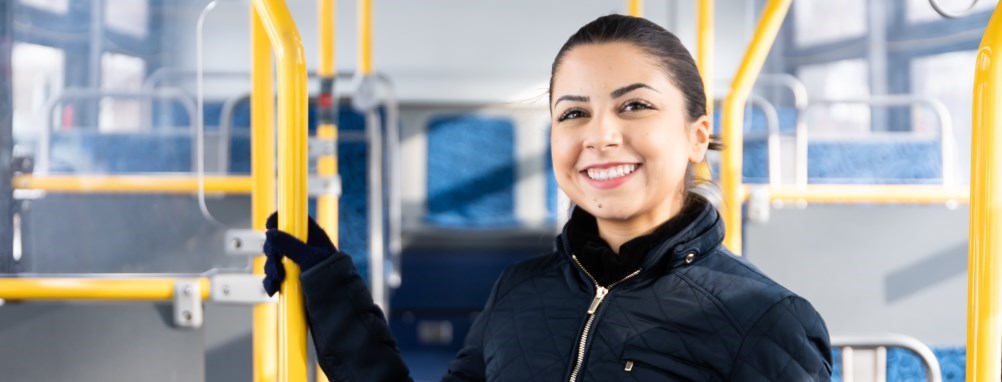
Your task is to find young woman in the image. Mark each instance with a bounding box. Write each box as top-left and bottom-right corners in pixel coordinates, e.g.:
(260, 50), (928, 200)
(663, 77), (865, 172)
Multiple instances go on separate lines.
(263, 14), (833, 382)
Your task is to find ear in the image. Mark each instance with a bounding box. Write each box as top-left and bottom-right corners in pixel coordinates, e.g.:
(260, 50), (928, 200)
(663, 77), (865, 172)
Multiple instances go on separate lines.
(687, 114), (711, 163)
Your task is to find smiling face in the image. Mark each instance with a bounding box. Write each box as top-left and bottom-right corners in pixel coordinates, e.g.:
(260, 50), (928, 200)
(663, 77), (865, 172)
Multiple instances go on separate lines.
(550, 42), (710, 230)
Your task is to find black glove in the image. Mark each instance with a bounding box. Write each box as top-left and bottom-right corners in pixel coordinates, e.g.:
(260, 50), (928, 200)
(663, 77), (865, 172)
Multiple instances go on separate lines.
(262, 212), (338, 296)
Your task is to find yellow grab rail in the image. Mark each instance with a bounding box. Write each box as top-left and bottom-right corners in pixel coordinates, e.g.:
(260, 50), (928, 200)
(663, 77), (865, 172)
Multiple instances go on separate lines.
(698, 0), (713, 122)
(359, 0), (373, 75)
(251, 4), (278, 382)
(0, 277), (210, 300)
(13, 175), (252, 194)
(968, 4), (1002, 380)
(627, 0), (642, 17)
(320, 0), (335, 78)
(317, 0), (339, 245)
(317, 0), (337, 380)
(251, 0), (309, 381)
(744, 184), (969, 204)
(695, 0), (714, 182)
(720, 0), (792, 255)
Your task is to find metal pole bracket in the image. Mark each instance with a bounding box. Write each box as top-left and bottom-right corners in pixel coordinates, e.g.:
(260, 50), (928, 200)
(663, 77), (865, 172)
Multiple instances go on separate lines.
(225, 229), (266, 256)
(210, 273), (276, 304)
(173, 279), (203, 329)
(747, 186), (772, 224)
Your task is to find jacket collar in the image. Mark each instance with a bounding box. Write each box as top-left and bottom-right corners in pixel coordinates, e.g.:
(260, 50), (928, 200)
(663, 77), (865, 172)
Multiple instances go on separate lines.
(557, 193), (725, 281)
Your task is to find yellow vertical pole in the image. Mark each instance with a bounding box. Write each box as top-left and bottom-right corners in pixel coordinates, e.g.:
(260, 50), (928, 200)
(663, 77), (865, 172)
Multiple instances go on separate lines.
(316, 0), (337, 381)
(251, 6), (278, 382)
(317, 0), (338, 245)
(627, 0), (643, 17)
(968, 5), (1002, 381)
(251, 0), (309, 381)
(720, 0), (791, 255)
(698, 0), (714, 124)
(695, 0), (714, 182)
(359, 0), (373, 75)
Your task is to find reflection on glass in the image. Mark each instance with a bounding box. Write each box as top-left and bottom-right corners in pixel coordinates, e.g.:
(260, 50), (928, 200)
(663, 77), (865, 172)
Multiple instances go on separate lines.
(912, 50), (978, 182)
(19, 0), (69, 14)
(794, 0), (866, 46)
(99, 52), (146, 132)
(798, 59), (871, 136)
(12, 42), (64, 142)
(104, 0), (149, 38)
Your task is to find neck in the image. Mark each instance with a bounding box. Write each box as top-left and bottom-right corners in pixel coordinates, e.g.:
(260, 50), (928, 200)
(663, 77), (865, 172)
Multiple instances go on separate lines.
(596, 195), (685, 254)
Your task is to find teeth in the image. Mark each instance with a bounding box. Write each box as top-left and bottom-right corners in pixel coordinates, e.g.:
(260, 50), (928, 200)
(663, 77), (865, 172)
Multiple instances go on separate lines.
(586, 164), (638, 181)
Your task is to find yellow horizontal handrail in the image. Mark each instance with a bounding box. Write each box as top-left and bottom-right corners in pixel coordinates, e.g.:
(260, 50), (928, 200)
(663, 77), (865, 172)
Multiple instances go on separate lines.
(13, 175), (253, 194)
(744, 184), (970, 204)
(0, 277), (210, 300)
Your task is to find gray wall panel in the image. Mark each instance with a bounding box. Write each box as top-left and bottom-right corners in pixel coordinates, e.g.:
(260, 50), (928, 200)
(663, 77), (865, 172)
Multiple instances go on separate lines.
(745, 204), (968, 346)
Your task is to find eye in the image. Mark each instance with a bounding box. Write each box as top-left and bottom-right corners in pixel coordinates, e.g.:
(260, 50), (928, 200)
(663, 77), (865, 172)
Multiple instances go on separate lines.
(557, 108), (588, 122)
(621, 99), (655, 113)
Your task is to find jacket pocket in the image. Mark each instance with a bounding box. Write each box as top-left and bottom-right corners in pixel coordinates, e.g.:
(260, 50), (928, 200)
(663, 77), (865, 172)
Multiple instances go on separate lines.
(622, 347), (716, 382)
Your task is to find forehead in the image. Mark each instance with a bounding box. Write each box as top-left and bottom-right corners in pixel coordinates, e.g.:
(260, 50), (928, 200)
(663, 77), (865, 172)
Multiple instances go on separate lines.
(551, 42), (677, 96)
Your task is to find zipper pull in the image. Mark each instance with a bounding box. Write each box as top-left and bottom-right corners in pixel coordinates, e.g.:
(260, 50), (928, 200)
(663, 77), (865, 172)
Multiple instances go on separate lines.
(587, 286), (609, 314)
(625, 360), (635, 372)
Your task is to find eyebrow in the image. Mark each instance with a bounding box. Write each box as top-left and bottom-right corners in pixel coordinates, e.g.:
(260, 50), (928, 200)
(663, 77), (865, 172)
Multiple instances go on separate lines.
(553, 95), (589, 107)
(611, 83), (658, 99)
(554, 83), (659, 107)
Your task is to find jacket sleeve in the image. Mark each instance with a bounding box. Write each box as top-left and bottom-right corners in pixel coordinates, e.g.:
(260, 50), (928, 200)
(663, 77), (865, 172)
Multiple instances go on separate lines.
(440, 269), (507, 382)
(300, 254), (413, 382)
(728, 296), (833, 381)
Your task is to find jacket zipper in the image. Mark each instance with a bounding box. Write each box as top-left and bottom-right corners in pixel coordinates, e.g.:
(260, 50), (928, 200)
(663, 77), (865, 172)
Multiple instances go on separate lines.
(567, 254), (642, 382)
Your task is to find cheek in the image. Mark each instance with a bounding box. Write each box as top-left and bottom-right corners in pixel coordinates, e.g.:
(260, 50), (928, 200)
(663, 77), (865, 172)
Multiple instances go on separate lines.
(636, 132), (689, 182)
(550, 134), (578, 176)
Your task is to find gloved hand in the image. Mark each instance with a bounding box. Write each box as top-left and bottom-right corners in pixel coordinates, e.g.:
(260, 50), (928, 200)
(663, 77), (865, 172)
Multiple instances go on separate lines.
(262, 212), (338, 296)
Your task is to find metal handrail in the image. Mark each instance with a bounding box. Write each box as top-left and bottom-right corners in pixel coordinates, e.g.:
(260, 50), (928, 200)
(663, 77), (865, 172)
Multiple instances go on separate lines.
(365, 108), (386, 312)
(831, 334), (942, 382)
(808, 95), (957, 186)
(754, 73), (809, 186)
(217, 94), (251, 174)
(752, 94), (781, 187)
(375, 73), (403, 292)
(38, 88), (197, 175)
(714, 94), (781, 187)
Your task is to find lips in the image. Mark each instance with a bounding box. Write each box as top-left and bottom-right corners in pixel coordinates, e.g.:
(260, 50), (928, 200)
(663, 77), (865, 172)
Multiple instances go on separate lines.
(580, 163), (641, 190)
(585, 164), (638, 181)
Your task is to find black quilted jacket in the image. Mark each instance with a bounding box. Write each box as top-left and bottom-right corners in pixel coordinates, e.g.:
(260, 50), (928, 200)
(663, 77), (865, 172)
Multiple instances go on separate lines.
(301, 198), (833, 381)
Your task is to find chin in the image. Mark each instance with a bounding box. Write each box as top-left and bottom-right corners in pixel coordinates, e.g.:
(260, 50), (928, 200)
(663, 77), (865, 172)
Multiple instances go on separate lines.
(582, 204), (637, 222)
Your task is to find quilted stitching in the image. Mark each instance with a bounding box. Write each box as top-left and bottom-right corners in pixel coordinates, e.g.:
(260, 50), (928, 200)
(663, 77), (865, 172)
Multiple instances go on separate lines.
(447, 200), (831, 381)
(305, 197), (832, 382)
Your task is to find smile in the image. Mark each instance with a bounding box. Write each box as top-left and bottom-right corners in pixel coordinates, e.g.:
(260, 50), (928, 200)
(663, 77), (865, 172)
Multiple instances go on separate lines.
(585, 164), (638, 181)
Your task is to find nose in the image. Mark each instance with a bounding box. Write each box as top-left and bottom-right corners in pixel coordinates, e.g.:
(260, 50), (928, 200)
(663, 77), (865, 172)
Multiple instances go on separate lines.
(583, 115), (623, 151)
